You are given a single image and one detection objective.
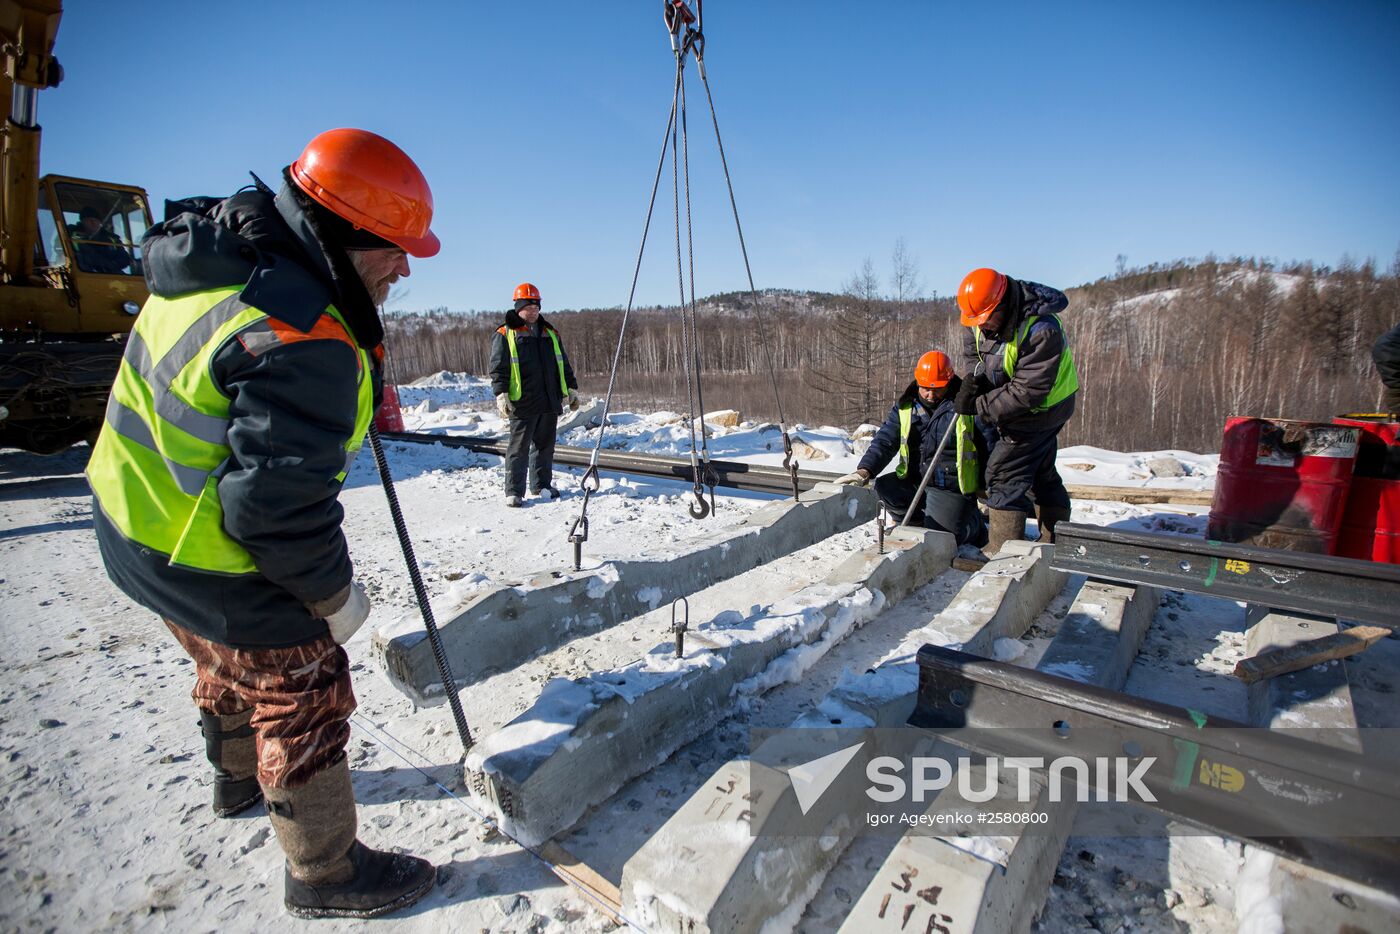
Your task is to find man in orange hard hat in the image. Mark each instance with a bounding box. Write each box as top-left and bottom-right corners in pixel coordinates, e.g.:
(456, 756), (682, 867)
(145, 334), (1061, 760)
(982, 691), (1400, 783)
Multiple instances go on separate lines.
(954, 268), (1079, 555)
(490, 282), (580, 507)
(836, 350), (995, 546)
(88, 128), (439, 918)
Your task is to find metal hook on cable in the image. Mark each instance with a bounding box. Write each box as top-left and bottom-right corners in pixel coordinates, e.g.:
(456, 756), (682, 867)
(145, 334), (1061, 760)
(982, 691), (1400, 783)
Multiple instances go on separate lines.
(687, 483), (710, 519)
(671, 596), (689, 658)
(568, 465), (603, 571)
(781, 430), (801, 501)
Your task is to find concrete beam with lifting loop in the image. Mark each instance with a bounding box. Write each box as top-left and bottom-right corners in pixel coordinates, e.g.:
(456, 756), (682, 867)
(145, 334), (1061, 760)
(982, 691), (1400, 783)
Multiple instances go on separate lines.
(462, 524), (955, 847)
(620, 541), (1068, 933)
(372, 482), (877, 705)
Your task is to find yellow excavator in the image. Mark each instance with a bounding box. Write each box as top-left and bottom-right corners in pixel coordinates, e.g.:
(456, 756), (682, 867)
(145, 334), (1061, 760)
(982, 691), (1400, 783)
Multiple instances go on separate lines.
(0, 0), (152, 453)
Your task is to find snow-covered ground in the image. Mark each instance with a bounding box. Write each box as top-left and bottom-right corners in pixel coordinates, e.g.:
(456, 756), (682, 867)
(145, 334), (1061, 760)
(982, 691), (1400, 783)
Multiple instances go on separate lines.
(3, 372), (1388, 934)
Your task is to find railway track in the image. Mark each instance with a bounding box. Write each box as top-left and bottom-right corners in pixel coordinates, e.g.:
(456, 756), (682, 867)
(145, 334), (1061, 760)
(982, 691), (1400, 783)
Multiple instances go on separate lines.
(381, 430), (1217, 505)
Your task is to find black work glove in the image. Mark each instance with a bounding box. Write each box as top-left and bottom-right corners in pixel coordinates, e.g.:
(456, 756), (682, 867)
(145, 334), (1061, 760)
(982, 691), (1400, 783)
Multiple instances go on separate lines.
(943, 374), (963, 399)
(954, 374), (979, 415)
(1385, 387), (1400, 417)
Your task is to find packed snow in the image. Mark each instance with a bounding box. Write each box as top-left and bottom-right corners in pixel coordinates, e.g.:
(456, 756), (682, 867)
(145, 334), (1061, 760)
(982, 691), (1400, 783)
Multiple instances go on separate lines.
(2, 370), (1390, 934)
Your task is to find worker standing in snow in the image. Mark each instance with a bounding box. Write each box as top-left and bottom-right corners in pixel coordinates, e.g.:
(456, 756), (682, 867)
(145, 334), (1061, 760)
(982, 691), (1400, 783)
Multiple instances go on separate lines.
(954, 268), (1078, 555)
(836, 350), (994, 547)
(1374, 322), (1400, 415)
(490, 283), (580, 507)
(86, 129), (438, 919)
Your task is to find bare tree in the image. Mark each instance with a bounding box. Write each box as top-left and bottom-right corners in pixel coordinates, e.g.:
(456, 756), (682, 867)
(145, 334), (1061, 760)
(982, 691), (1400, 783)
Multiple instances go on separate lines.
(890, 237), (922, 304)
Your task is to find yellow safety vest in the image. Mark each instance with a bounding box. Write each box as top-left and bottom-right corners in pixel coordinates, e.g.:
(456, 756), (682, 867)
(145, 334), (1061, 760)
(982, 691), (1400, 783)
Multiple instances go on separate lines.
(503, 326), (569, 402)
(86, 286), (373, 573)
(895, 403), (978, 494)
(976, 314), (1079, 413)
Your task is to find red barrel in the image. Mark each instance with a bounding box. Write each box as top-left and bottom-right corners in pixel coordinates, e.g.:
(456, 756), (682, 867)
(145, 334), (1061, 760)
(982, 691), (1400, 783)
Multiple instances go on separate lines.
(1207, 417), (1359, 553)
(1333, 415), (1400, 563)
(374, 383), (406, 433)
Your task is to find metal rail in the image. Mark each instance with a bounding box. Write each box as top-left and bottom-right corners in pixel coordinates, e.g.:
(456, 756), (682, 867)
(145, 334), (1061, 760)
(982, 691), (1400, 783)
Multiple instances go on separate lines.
(1052, 523), (1400, 626)
(911, 644), (1400, 892)
(380, 430), (840, 495)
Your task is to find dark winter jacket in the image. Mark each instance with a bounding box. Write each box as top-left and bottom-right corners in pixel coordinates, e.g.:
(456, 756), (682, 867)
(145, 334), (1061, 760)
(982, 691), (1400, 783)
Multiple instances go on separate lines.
(489, 309), (578, 418)
(859, 381), (998, 490)
(959, 278), (1076, 433)
(93, 180), (383, 648)
(1375, 322), (1400, 392)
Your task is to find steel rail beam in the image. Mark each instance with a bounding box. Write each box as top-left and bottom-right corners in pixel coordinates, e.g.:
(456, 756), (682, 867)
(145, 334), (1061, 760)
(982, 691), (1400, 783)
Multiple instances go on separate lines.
(1051, 523), (1400, 626)
(380, 430), (840, 495)
(910, 644), (1400, 892)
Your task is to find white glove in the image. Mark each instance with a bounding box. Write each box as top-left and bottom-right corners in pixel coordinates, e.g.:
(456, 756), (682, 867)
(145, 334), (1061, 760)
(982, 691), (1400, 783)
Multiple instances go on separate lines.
(836, 470), (870, 486)
(496, 392), (515, 418)
(567, 390), (581, 412)
(315, 582), (370, 645)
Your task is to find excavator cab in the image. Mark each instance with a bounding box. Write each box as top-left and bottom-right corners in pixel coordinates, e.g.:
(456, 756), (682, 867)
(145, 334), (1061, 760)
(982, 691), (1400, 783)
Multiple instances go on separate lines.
(42, 179), (148, 278)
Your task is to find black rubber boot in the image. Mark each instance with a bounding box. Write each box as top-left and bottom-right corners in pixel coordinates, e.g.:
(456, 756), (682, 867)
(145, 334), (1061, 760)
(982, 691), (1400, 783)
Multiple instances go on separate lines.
(264, 757), (436, 919)
(1036, 505), (1073, 544)
(199, 709), (262, 818)
(282, 841), (438, 920)
(983, 508), (1028, 559)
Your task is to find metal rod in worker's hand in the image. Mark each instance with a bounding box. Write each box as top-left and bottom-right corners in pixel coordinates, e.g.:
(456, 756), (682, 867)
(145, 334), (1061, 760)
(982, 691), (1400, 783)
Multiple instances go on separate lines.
(901, 365), (983, 529)
(900, 416), (959, 528)
(367, 425), (475, 755)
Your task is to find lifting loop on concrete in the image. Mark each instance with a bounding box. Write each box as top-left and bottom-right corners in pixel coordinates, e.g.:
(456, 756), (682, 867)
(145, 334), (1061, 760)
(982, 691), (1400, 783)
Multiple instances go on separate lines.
(671, 596), (689, 658)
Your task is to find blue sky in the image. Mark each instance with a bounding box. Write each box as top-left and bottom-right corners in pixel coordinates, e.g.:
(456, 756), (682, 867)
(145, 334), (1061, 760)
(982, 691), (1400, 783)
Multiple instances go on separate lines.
(43, 1), (1400, 312)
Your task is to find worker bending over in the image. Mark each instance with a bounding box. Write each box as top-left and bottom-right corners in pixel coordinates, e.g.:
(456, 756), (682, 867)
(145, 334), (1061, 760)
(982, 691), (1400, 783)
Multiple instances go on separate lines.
(88, 129), (439, 919)
(954, 267), (1078, 555)
(838, 350), (994, 547)
(1374, 321), (1400, 416)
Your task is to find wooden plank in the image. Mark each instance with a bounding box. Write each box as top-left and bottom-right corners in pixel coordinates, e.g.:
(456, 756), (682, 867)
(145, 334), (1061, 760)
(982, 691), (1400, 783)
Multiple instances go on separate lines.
(1065, 484), (1214, 506)
(1233, 625), (1392, 684)
(537, 840), (623, 923)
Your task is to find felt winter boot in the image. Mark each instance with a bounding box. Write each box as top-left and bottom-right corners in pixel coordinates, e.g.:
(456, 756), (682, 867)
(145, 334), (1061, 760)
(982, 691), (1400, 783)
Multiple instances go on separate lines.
(199, 709), (262, 817)
(984, 508), (1028, 559)
(1036, 504), (1072, 544)
(263, 756), (435, 919)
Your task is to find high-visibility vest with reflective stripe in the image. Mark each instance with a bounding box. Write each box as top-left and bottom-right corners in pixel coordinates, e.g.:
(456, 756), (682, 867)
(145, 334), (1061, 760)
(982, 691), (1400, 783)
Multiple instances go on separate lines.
(502, 326), (568, 402)
(86, 286), (374, 573)
(976, 313), (1079, 413)
(895, 403), (979, 494)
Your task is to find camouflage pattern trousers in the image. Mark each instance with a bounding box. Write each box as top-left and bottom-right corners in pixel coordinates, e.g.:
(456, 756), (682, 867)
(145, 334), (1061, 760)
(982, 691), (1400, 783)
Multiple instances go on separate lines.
(165, 620), (357, 789)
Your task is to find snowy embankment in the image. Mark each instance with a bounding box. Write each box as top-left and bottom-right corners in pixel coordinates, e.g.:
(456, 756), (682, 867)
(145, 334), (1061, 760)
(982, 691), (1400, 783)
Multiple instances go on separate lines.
(399, 371), (1220, 493)
(0, 368), (1286, 934)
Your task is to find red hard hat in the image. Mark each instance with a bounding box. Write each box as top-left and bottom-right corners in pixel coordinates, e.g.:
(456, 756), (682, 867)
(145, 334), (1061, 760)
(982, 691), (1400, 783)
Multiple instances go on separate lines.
(513, 282), (541, 303)
(914, 350), (954, 389)
(957, 267), (1008, 327)
(290, 128), (440, 258)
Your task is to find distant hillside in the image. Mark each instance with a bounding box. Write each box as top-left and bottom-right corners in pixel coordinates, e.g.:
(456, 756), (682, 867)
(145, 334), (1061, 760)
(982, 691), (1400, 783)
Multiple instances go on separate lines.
(386, 255), (1399, 452)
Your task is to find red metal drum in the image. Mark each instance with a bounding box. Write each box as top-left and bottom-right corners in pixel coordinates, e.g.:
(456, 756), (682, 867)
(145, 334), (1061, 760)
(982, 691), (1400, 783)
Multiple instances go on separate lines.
(1207, 417), (1359, 553)
(1333, 415), (1400, 564)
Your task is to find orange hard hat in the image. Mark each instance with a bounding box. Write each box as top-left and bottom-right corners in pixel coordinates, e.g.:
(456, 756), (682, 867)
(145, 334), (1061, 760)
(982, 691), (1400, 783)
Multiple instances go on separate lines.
(513, 282), (541, 303)
(914, 350), (954, 389)
(957, 267), (1008, 327)
(290, 128), (440, 258)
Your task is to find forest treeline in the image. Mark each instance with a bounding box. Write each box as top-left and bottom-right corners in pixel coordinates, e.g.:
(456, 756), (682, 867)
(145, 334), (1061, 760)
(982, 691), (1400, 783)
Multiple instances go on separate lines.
(383, 253), (1400, 453)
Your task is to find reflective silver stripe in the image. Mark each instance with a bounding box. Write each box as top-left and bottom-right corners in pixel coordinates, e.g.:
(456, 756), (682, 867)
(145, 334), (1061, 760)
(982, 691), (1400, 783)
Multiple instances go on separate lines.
(104, 397), (210, 497)
(125, 296), (247, 445)
(152, 294), (245, 388)
(341, 447), (360, 477)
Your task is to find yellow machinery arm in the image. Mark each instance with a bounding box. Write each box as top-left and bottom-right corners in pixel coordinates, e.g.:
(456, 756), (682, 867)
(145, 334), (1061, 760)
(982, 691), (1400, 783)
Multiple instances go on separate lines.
(1, 0), (63, 286)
